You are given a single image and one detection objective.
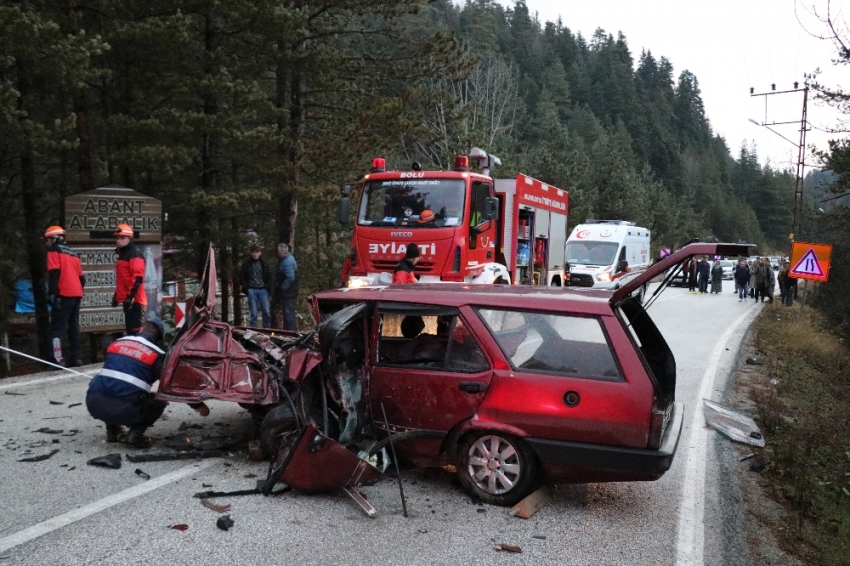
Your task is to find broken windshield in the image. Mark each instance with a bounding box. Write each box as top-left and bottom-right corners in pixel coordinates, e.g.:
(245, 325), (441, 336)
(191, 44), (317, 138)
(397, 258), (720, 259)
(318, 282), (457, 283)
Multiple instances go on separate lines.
(565, 241), (619, 266)
(358, 179), (465, 227)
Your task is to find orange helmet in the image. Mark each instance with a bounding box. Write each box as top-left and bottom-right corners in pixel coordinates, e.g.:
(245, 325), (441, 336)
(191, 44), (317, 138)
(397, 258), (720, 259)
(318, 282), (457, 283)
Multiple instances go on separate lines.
(114, 223), (134, 238)
(44, 226), (65, 238)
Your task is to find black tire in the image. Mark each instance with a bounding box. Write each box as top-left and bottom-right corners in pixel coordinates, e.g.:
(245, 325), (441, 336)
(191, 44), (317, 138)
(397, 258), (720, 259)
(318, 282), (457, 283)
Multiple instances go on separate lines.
(456, 432), (541, 506)
(259, 404), (297, 458)
(636, 283), (647, 305)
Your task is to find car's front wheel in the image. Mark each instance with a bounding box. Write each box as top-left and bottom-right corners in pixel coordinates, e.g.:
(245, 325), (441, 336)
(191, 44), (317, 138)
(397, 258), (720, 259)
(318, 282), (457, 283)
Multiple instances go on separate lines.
(457, 432), (541, 506)
(259, 404), (298, 458)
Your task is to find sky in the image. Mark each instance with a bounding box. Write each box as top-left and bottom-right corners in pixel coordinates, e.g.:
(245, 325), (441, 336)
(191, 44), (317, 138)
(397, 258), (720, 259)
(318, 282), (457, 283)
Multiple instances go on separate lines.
(494, 0), (847, 169)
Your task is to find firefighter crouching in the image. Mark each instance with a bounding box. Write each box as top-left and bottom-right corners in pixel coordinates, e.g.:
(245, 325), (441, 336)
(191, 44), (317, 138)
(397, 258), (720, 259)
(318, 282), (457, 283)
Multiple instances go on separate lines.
(44, 226), (85, 367)
(112, 223), (147, 335)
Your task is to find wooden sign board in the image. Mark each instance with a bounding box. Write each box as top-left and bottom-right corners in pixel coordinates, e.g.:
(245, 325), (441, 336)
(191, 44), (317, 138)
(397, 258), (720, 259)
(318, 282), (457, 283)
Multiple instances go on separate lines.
(64, 186), (163, 332)
(788, 241), (832, 283)
(64, 185), (162, 243)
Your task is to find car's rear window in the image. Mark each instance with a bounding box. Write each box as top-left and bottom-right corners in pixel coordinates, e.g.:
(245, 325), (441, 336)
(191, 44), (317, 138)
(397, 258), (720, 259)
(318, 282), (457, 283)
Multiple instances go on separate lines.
(476, 309), (622, 381)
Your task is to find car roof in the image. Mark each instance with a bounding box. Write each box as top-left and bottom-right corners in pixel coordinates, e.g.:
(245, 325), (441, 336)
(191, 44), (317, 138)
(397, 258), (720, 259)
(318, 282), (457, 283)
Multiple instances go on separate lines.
(311, 284), (616, 316)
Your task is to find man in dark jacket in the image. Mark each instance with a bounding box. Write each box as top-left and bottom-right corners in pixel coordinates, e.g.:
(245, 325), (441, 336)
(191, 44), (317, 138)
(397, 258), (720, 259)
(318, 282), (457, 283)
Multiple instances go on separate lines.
(239, 244), (272, 328)
(86, 319), (167, 448)
(277, 243), (299, 331)
(112, 223), (147, 334)
(697, 257), (711, 293)
(44, 225), (85, 367)
(734, 259), (751, 302)
(393, 243), (420, 284)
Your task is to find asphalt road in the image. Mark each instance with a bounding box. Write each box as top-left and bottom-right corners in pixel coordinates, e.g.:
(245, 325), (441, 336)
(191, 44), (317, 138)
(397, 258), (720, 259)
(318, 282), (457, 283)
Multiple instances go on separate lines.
(0, 284), (765, 566)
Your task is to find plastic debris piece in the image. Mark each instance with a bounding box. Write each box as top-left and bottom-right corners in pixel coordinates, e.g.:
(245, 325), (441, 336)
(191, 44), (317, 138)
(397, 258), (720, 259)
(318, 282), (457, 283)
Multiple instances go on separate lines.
(49, 400), (64, 405)
(243, 473), (257, 479)
(702, 399), (766, 447)
(168, 524), (189, 531)
(494, 543), (522, 553)
(68, 466), (75, 471)
(216, 515), (235, 531)
(202, 483), (212, 488)
(418, 529), (428, 534)
(4, 391), (25, 396)
(201, 500), (231, 513)
(533, 535), (547, 540)
(34, 427), (63, 434)
(87, 453), (123, 469)
(508, 487), (551, 519)
(18, 449), (60, 462)
(739, 453), (756, 462)
(477, 508), (486, 513)
(67, 403), (81, 408)
(135, 468), (151, 480)
(745, 356), (763, 365)
(247, 440), (264, 461)
(178, 422), (204, 431)
(164, 434), (192, 449)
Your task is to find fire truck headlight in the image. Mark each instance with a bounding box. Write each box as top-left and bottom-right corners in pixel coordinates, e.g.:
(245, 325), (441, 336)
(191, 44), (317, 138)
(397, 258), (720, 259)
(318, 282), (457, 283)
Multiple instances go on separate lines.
(596, 273), (611, 282)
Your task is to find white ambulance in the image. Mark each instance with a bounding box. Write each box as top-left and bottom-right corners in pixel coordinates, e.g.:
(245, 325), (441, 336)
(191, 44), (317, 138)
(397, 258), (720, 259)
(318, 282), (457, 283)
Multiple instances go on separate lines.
(565, 220), (651, 301)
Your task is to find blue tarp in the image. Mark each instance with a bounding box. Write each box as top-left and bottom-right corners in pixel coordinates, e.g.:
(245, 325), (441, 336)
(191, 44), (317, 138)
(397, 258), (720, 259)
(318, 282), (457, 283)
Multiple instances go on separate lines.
(14, 280), (36, 313)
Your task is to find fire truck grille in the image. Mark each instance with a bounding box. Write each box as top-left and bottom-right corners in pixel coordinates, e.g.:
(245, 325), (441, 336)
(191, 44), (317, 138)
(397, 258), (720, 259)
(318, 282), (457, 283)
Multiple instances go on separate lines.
(569, 273), (595, 287)
(372, 260), (435, 272)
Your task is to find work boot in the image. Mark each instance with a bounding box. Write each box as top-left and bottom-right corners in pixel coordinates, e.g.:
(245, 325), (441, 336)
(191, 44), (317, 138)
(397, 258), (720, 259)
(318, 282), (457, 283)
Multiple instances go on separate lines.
(125, 426), (152, 449)
(106, 424), (125, 443)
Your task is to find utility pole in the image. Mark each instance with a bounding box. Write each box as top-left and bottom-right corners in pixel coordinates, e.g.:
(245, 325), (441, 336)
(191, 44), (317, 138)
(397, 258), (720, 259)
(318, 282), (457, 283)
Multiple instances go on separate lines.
(748, 83), (810, 243)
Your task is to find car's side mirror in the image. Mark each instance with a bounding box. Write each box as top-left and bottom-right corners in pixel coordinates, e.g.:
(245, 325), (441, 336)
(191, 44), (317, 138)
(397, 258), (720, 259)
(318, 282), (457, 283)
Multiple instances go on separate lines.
(338, 185), (351, 224)
(485, 197), (499, 221)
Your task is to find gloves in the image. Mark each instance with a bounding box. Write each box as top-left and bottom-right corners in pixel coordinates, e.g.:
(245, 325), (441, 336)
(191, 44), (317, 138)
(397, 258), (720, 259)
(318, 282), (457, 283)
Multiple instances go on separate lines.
(111, 294), (118, 308)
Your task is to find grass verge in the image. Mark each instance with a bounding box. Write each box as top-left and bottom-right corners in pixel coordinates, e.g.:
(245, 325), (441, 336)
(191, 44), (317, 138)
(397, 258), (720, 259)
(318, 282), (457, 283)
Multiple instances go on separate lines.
(747, 304), (850, 566)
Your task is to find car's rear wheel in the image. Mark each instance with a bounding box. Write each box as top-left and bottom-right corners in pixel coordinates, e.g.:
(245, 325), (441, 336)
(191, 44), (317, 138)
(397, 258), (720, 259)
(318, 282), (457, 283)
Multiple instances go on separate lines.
(259, 404), (298, 458)
(457, 432), (540, 506)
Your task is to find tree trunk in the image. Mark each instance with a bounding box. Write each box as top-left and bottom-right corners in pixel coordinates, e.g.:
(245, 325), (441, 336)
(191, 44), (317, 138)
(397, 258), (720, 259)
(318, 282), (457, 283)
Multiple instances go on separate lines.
(16, 59), (51, 360)
(231, 214), (242, 326)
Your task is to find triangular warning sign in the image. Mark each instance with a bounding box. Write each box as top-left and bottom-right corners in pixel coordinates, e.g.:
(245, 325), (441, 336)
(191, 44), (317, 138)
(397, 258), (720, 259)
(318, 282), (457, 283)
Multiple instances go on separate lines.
(790, 248), (824, 277)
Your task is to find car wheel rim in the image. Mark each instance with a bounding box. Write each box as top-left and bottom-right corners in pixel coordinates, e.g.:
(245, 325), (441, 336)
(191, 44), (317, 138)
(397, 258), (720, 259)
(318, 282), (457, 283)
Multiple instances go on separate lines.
(467, 435), (521, 495)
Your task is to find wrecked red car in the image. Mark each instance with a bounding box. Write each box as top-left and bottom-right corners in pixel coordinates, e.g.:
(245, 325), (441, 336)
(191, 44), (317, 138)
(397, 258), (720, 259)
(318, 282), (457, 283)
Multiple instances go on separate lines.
(159, 243), (750, 506)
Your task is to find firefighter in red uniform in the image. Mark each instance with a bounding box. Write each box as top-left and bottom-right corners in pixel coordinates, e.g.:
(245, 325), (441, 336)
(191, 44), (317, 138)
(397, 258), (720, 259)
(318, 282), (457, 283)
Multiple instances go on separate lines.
(112, 223), (147, 334)
(45, 226), (85, 367)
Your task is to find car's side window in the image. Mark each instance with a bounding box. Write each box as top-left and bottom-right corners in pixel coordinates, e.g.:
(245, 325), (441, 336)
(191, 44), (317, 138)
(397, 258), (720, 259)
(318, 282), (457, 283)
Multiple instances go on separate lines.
(378, 312), (488, 372)
(477, 309), (622, 381)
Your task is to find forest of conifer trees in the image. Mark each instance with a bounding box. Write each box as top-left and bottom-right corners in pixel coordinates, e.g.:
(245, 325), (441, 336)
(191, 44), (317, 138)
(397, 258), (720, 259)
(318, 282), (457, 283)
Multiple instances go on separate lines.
(0, 0), (817, 355)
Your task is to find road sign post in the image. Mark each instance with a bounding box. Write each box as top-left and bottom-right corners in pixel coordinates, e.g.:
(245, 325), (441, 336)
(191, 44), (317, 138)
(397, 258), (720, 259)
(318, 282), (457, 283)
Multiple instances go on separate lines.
(787, 241), (832, 318)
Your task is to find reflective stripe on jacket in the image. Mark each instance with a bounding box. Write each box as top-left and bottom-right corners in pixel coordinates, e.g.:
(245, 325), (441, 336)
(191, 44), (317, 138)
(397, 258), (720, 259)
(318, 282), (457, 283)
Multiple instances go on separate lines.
(88, 334), (164, 400)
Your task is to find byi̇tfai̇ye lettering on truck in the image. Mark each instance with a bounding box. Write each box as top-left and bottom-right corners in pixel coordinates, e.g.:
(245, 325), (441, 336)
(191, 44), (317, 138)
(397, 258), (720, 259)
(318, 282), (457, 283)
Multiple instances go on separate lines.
(338, 148), (570, 287)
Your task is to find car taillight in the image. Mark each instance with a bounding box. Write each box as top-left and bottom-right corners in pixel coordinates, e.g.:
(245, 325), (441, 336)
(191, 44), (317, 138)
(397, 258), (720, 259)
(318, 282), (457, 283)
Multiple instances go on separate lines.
(647, 402), (671, 449)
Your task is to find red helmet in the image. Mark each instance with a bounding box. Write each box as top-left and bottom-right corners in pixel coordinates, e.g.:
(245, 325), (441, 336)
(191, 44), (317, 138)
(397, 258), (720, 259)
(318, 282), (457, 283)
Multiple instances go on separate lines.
(113, 223), (134, 238)
(44, 226), (65, 238)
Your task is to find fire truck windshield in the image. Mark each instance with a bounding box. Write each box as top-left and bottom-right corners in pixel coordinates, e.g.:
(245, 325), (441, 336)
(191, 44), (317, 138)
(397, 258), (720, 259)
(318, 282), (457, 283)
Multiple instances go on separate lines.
(565, 241), (620, 267)
(358, 179), (466, 227)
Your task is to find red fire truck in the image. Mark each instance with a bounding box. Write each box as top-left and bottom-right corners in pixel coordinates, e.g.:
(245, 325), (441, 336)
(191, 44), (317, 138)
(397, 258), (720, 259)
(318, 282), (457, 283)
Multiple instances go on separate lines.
(340, 148), (570, 287)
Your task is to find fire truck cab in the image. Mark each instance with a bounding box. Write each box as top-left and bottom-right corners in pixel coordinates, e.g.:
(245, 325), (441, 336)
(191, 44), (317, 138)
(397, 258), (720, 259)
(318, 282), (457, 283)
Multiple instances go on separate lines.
(341, 150), (569, 288)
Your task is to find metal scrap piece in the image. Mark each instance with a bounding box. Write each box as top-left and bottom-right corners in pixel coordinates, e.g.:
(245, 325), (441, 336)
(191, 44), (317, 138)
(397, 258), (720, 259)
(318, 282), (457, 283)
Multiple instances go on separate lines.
(18, 449), (60, 462)
(87, 453), (122, 469)
(201, 500), (231, 513)
(342, 486), (377, 518)
(126, 450), (223, 463)
(702, 399), (766, 447)
(34, 427), (63, 434)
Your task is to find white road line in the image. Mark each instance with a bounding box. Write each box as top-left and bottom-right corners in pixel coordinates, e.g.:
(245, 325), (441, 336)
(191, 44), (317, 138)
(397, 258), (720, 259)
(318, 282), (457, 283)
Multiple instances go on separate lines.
(0, 460), (215, 554)
(675, 306), (759, 566)
(0, 369), (98, 391)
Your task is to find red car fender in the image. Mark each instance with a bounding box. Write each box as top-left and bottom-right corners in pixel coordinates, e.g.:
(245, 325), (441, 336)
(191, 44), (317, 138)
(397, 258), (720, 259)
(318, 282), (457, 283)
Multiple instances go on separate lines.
(443, 415), (530, 457)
